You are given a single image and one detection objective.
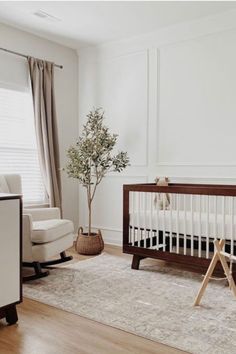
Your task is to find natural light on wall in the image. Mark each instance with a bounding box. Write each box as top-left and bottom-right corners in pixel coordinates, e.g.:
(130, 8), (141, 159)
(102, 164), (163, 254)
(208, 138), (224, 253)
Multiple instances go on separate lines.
(0, 83), (46, 204)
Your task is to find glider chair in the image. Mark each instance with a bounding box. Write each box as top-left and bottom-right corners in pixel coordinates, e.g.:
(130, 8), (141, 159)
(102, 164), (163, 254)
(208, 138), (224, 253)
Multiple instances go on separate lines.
(0, 174), (74, 281)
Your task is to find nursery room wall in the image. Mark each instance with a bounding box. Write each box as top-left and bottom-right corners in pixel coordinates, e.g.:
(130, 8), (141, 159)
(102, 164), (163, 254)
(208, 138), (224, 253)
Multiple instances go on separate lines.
(78, 9), (236, 245)
(0, 22), (79, 228)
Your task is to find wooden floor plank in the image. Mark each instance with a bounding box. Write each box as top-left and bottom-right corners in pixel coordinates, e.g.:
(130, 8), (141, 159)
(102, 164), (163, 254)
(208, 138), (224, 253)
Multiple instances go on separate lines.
(0, 245), (188, 354)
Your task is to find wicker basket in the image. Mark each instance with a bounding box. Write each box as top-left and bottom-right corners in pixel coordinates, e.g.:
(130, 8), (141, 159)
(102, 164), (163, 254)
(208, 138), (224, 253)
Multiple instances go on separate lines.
(75, 227), (104, 255)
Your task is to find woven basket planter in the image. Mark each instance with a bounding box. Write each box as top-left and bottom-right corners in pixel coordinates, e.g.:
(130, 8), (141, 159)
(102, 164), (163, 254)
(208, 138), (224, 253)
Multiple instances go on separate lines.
(75, 227), (104, 255)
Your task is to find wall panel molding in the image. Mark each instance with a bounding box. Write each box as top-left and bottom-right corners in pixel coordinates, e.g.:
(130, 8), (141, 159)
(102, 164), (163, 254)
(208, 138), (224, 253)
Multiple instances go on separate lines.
(98, 49), (149, 168)
(157, 163), (236, 167)
(103, 174), (148, 180)
(156, 31), (236, 167)
(169, 176), (236, 183)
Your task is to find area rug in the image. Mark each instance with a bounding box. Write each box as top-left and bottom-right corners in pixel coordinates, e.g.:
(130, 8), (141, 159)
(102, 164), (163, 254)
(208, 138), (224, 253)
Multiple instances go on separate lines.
(23, 254), (236, 354)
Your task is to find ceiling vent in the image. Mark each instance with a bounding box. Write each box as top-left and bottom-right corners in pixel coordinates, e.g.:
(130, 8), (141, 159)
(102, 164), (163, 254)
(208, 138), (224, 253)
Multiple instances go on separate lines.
(33, 10), (61, 22)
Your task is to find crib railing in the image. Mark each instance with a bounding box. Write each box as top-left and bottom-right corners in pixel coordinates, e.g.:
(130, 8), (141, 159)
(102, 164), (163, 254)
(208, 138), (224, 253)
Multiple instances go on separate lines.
(123, 183), (236, 270)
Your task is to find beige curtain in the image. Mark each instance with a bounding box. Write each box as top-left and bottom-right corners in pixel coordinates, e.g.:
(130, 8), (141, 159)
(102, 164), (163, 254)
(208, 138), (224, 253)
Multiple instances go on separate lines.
(28, 57), (61, 208)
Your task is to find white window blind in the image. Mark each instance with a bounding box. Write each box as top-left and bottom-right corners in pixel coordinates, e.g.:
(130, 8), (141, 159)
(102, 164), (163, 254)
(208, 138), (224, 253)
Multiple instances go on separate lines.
(0, 82), (46, 204)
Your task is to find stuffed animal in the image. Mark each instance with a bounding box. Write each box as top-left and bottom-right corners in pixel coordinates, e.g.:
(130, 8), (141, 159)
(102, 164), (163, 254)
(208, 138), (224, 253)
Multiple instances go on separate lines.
(154, 177), (170, 210)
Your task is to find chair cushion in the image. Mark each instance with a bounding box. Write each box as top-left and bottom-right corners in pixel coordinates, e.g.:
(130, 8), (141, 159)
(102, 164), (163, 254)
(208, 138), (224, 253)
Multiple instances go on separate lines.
(32, 219), (74, 244)
(31, 233), (74, 262)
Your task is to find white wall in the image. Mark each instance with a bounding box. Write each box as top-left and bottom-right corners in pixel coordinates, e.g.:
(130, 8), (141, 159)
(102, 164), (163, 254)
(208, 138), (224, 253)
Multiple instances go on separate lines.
(0, 23), (79, 228)
(78, 9), (236, 245)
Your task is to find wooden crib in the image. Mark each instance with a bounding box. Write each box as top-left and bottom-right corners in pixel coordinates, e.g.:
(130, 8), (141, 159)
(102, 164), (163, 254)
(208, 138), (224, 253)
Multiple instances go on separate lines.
(123, 183), (236, 279)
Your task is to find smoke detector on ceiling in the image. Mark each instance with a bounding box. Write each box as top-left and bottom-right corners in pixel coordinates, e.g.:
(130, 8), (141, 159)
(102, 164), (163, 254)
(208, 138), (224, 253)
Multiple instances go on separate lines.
(33, 10), (61, 22)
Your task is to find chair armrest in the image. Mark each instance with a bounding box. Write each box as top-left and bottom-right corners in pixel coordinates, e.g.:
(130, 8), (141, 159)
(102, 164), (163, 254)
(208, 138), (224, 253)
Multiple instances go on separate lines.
(23, 207), (61, 221)
(22, 214), (34, 262)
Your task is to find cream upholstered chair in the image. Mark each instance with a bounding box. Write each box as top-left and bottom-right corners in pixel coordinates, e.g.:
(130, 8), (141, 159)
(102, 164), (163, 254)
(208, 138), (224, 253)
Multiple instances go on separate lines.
(0, 174), (74, 281)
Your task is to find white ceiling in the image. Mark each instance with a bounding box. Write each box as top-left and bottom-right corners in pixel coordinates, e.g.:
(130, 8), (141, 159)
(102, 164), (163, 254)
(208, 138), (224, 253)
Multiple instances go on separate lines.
(0, 1), (236, 49)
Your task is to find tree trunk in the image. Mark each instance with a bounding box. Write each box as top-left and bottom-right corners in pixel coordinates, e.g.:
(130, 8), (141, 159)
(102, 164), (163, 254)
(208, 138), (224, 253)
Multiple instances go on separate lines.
(88, 201), (92, 236)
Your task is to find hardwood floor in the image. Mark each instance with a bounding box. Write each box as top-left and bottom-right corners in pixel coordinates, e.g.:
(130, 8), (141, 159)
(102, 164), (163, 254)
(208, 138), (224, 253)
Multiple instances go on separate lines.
(0, 245), (188, 354)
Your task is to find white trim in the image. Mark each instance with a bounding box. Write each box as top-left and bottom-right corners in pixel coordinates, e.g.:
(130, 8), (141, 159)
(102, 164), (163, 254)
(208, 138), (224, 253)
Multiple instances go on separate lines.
(157, 163), (236, 167)
(86, 225), (122, 233)
(168, 176), (236, 184)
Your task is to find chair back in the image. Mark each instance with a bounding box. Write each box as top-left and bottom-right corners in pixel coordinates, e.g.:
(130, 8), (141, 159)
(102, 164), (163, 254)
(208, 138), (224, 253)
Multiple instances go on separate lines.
(0, 174), (22, 194)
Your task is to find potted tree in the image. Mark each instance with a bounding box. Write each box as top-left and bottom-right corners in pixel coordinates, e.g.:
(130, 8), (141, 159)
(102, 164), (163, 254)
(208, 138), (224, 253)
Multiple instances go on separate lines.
(65, 108), (129, 255)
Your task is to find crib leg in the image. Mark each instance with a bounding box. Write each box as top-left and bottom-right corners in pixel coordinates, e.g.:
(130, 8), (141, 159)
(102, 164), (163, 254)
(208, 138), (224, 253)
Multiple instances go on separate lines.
(131, 255), (146, 270)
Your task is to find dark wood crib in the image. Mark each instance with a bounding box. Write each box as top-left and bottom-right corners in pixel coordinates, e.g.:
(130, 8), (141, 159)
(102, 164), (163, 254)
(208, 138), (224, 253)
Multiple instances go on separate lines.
(123, 182), (236, 279)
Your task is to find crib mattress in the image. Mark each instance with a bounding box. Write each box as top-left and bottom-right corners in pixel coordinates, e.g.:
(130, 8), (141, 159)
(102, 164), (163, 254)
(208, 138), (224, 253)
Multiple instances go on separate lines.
(130, 210), (236, 241)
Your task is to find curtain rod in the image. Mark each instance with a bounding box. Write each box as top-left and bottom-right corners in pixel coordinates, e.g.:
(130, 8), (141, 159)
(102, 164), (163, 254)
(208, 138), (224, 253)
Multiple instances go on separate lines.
(0, 47), (63, 69)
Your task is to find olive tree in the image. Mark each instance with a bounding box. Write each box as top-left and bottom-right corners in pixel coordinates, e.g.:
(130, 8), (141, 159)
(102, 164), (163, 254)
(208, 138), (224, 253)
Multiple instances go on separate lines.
(65, 108), (129, 235)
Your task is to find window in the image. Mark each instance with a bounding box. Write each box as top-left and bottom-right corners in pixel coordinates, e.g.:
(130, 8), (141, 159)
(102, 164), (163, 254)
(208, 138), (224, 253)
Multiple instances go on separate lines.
(0, 82), (46, 204)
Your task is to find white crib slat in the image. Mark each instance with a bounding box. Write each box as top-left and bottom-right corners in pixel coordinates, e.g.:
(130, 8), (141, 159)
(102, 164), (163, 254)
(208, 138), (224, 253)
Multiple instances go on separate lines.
(150, 192), (153, 247)
(156, 193), (159, 250)
(129, 192), (133, 244)
(135, 192), (138, 246)
(176, 194), (179, 254)
(184, 194), (186, 255)
(214, 196), (217, 240)
(222, 196), (225, 236)
(137, 192), (141, 247)
(206, 195), (210, 259)
(198, 195), (202, 258)
(222, 196), (225, 252)
(170, 193), (173, 253)
(163, 193), (166, 252)
(132, 192), (135, 246)
(231, 197), (234, 256)
(191, 195), (194, 256)
(144, 193), (147, 248)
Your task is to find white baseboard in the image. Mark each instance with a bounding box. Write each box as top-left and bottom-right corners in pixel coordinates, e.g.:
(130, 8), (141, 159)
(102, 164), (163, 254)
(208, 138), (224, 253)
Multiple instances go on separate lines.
(83, 224), (122, 246)
(101, 229), (122, 246)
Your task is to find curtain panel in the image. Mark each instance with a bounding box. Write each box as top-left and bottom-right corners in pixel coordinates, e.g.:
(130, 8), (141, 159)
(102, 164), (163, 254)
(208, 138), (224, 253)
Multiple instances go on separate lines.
(28, 57), (61, 208)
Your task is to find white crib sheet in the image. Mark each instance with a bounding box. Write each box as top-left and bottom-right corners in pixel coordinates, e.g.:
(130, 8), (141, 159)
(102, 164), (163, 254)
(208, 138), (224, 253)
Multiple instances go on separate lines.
(130, 210), (236, 241)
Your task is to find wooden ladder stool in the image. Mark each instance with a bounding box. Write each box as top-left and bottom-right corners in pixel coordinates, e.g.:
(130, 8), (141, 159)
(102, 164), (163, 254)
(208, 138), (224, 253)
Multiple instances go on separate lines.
(194, 239), (236, 306)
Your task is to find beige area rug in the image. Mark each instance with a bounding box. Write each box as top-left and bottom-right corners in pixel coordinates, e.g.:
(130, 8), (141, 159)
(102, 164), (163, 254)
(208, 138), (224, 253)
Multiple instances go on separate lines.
(23, 253), (236, 354)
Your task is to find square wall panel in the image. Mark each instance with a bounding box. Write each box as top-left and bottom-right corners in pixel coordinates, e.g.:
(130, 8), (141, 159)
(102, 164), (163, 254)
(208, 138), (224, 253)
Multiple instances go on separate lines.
(96, 51), (148, 167)
(158, 30), (236, 165)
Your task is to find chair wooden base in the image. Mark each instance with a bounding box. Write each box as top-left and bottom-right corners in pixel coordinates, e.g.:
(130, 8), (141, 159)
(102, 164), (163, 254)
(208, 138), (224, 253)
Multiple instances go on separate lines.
(23, 262), (50, 282)
(23, 252), (73, 282)
(40, 251), (73, 267)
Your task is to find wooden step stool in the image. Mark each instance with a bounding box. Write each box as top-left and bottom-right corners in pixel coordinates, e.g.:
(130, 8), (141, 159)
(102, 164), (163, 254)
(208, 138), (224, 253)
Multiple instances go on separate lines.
(194, 239), (236, 306)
